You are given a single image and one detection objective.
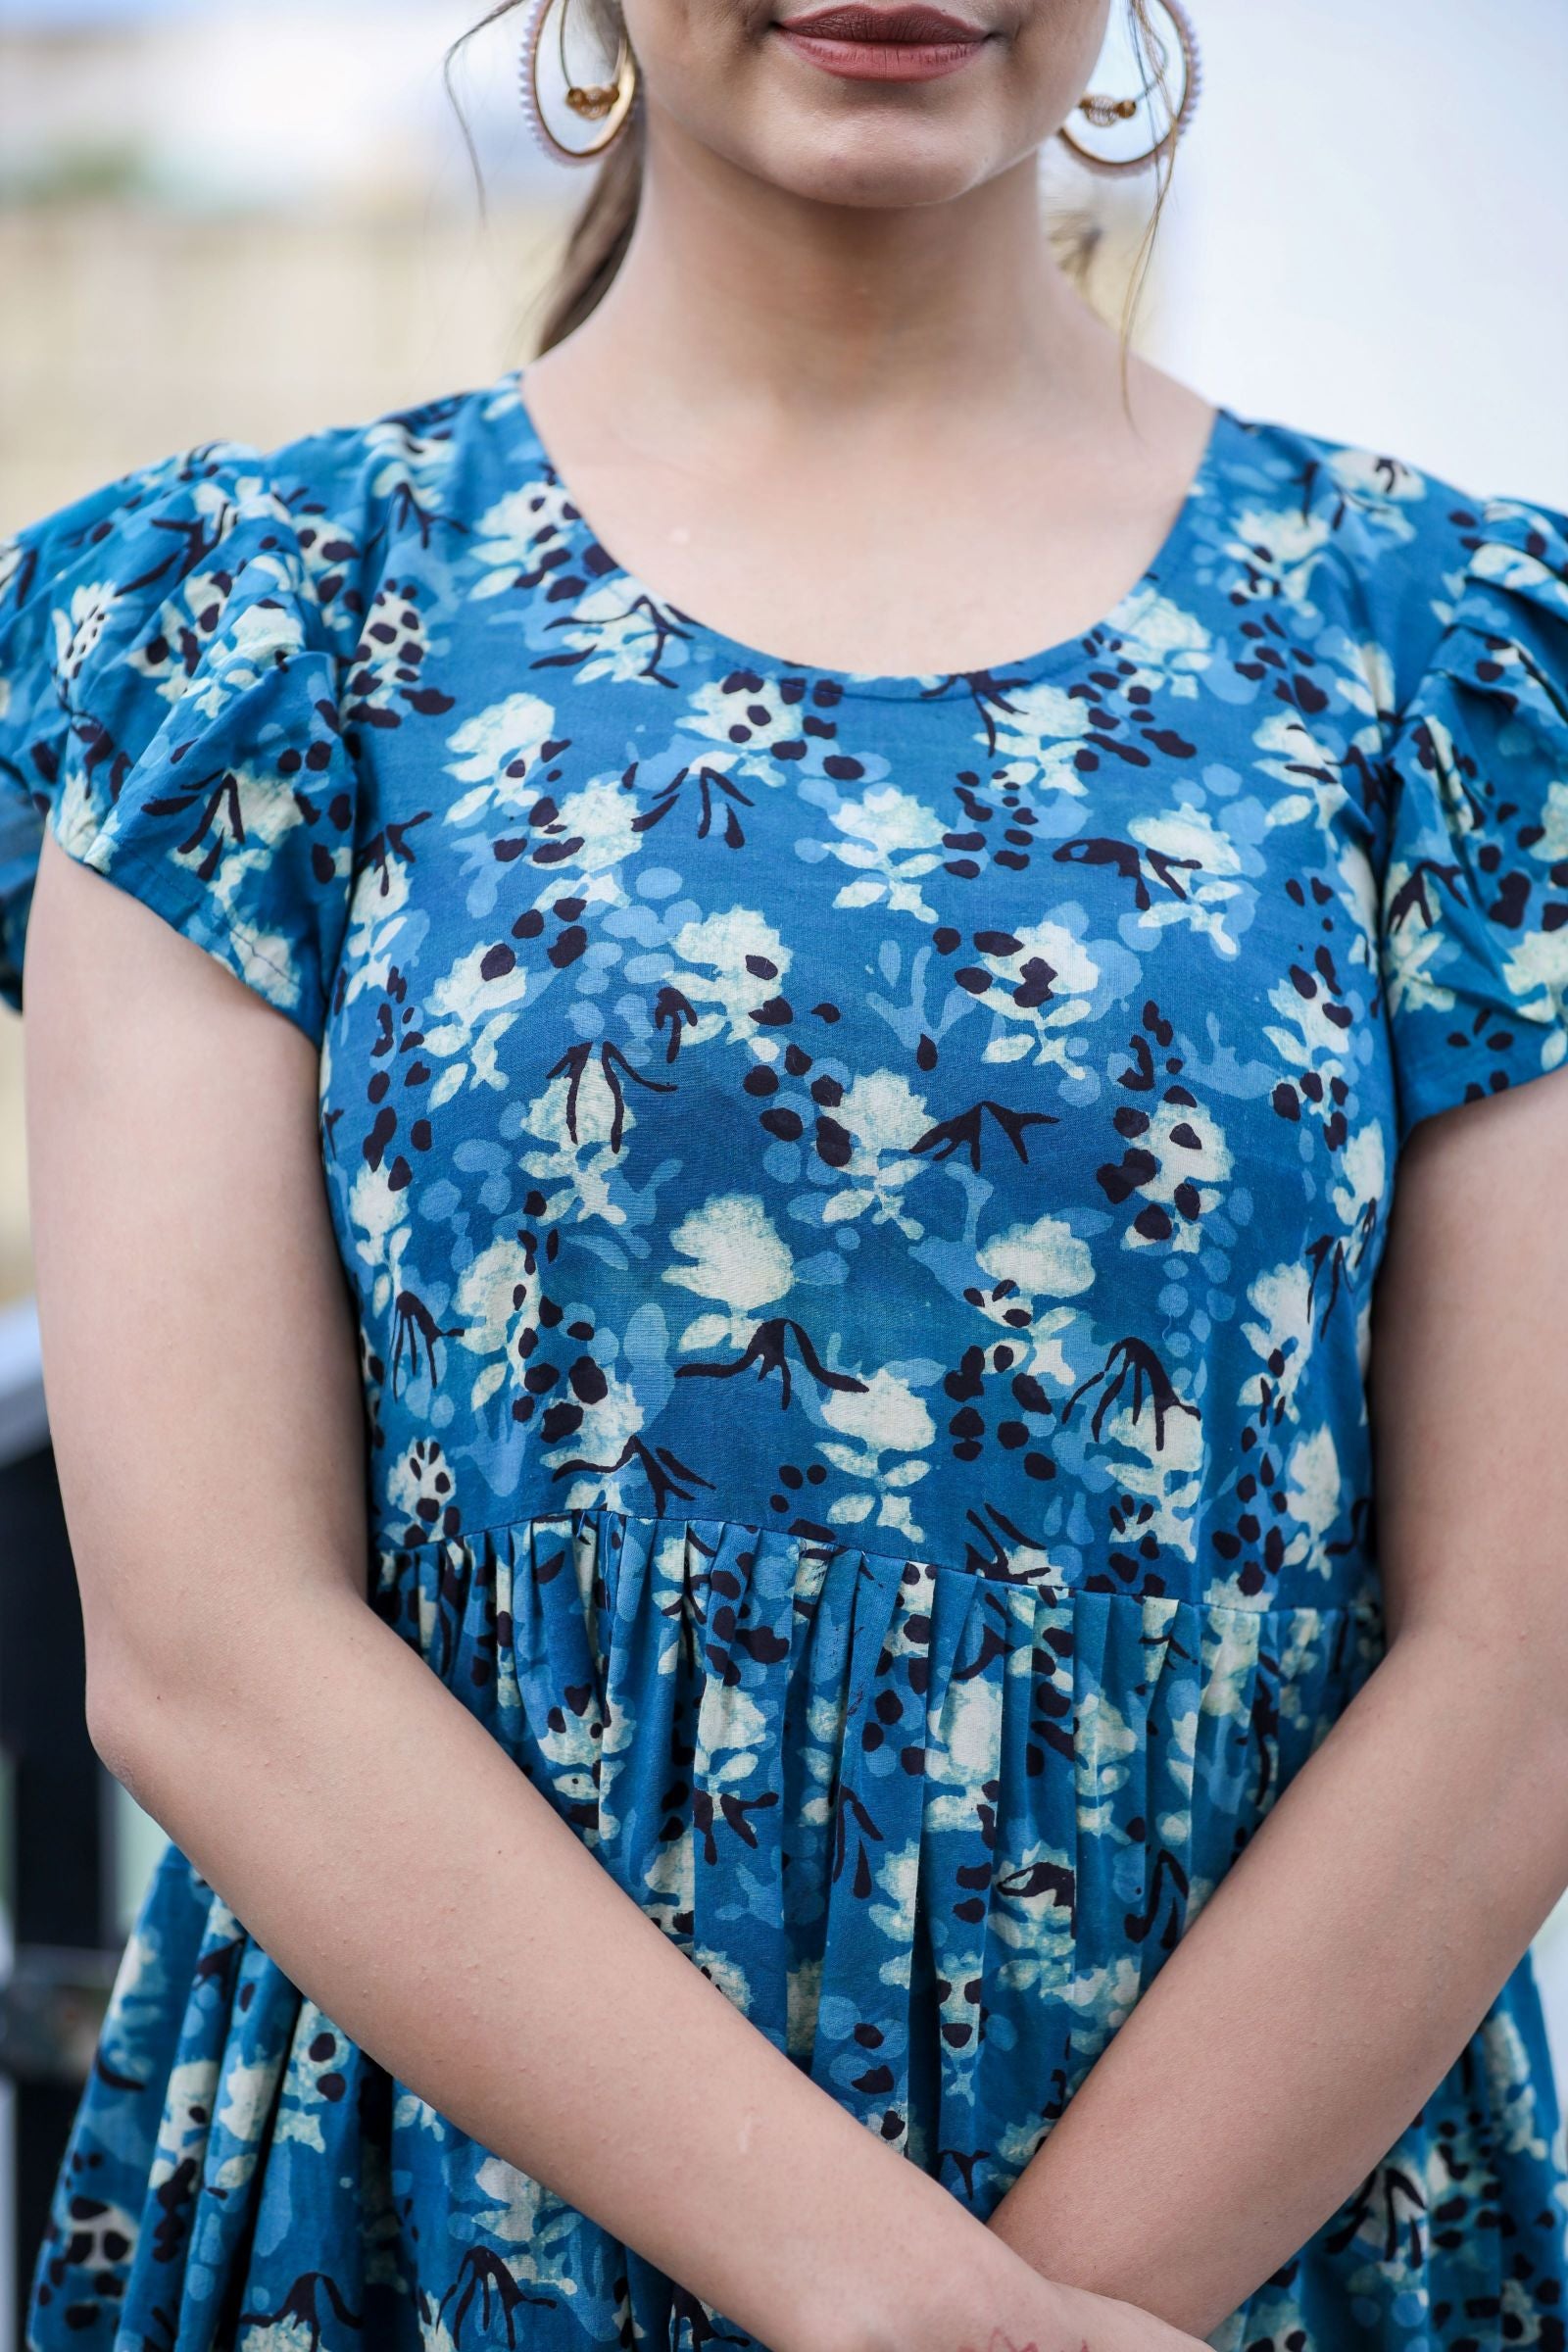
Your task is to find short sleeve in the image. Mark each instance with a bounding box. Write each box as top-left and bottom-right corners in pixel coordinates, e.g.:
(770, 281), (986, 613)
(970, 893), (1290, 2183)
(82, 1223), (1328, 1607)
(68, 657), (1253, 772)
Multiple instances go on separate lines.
(1378, 491), (1568, 1148)
(0, 441), (359, 1046)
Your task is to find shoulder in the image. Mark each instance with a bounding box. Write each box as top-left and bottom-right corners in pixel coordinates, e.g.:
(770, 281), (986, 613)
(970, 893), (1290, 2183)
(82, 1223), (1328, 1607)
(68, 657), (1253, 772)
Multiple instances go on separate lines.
(0, 364), (532, 668)
(0, 368), (543, 1030)
(257, 368), (533, 642)
(1203, 408), (1568, 719)
(0, 385), (521, 1034)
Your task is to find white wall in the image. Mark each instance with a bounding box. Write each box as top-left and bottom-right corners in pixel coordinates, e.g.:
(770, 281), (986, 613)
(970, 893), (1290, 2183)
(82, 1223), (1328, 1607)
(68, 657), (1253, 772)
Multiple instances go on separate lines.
(1140, 0), (1568, 507)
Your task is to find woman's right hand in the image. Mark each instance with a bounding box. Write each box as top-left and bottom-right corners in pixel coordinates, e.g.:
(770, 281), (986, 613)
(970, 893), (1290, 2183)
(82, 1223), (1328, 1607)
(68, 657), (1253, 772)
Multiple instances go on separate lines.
(932, 2273), (1213, 2352)
(25, 835), (1206, 2352)
(820, 2195), (1213, 2352)
(1050, 2278), (1216, 2352)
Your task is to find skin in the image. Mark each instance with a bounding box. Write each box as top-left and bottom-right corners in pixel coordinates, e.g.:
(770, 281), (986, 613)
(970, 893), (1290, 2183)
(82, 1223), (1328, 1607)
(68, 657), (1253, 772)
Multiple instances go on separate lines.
(27, 855), (1205, 2352)
(987, 1064), (1568, 2331)
(22, 3), (1568, 2348)
(517, 0), (1218, 680)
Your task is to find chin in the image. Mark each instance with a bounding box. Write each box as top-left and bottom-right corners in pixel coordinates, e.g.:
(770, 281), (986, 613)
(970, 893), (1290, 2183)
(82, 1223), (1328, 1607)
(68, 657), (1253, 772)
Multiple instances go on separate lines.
(738, 109), (1004, 208)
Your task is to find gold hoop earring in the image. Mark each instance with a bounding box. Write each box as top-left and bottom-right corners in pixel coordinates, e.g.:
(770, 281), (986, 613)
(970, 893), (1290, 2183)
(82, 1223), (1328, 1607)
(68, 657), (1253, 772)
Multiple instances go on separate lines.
(518, 0), (639, 166)
(1057, 0), (1202, 177)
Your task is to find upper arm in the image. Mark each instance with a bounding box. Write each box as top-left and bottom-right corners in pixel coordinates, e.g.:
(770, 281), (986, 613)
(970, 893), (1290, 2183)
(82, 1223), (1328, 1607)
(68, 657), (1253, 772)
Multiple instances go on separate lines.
(24, 826), (367, 1748)
(1367, 1065), (1568, 1657)
(1366, 487), (1568, 1655)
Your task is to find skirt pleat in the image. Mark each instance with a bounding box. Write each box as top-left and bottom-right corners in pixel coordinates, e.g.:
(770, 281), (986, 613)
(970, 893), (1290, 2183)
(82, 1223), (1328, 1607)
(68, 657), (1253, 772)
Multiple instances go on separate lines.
(25, 1505), (1567, 2352)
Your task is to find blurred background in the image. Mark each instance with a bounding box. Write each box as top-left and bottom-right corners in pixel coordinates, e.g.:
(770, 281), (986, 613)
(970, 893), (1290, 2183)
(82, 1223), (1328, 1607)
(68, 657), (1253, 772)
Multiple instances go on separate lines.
(0, 0), (1565, 2333)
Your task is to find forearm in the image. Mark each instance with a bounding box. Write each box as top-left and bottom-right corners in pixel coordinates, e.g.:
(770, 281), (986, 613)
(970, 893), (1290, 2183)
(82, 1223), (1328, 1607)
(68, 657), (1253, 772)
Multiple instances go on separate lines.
(988, 1618), (1568, 2338)
(91, 1580), (1190, 2352)
(26, 856), (1205, 2352)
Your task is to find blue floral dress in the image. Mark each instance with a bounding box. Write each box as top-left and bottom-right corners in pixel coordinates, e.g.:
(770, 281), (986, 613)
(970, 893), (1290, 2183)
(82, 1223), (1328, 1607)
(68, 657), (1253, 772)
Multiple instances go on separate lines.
(3, 366), (1568, 2352)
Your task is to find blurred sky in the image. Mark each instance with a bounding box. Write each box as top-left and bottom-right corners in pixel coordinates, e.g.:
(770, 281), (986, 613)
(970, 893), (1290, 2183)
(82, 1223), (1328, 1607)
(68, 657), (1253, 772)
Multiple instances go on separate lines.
(2, 0), (197, 16)
(0, 0), (196, 17)
(0, 0), (554, 209)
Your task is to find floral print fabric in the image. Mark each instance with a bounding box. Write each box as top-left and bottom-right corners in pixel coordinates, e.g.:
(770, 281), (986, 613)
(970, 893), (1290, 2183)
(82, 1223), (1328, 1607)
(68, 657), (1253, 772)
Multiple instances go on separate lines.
(3, 368), (1567, 2352)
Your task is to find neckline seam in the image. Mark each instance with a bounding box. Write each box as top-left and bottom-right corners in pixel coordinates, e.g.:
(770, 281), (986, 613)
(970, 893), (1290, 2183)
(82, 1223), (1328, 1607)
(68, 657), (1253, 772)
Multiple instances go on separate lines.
(497, 364), (1233, 703)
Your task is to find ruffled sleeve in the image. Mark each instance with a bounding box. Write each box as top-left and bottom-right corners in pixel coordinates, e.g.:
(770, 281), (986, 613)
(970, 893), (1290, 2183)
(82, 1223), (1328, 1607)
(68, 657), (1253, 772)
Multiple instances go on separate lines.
(0, 441), (359, 1046)
(1378, 492), (1568, 1148)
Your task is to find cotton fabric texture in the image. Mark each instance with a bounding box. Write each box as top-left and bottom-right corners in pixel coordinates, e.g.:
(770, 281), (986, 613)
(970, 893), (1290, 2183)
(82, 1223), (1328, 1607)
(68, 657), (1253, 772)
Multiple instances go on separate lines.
(3, 369), (1568, 2352)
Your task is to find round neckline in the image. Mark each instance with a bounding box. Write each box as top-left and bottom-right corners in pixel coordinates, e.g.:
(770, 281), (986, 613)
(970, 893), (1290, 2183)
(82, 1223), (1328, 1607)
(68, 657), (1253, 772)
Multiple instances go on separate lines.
(499, 363), (1234, 703)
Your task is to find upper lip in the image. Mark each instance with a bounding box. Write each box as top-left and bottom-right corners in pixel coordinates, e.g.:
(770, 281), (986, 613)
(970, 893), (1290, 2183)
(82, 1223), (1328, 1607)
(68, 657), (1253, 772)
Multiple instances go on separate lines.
(773, 4), (985, 39)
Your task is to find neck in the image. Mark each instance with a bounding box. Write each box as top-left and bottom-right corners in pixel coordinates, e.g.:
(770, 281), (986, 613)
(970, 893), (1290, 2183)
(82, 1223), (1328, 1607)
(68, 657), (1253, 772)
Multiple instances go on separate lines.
(551, 105), (1125, 446)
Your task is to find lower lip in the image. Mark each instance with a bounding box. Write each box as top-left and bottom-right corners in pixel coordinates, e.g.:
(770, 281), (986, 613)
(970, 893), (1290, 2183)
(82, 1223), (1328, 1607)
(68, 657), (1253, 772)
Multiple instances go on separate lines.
(770, 24), (988, 79)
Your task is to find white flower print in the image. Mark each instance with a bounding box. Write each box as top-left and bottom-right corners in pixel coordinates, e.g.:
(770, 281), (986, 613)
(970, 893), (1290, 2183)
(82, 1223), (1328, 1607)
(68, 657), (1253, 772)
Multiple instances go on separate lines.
(444, 691), (560, 822)
(822, 784), (949, 919)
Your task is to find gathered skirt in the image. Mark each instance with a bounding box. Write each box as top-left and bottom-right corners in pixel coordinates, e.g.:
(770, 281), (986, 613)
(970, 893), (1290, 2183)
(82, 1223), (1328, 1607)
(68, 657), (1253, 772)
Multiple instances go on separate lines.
(26, 1508), (1568, 2352)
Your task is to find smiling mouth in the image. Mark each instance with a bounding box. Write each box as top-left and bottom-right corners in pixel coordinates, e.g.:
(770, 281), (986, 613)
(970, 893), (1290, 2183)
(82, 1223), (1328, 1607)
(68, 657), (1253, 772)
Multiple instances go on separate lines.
(769, 2), (991, 81)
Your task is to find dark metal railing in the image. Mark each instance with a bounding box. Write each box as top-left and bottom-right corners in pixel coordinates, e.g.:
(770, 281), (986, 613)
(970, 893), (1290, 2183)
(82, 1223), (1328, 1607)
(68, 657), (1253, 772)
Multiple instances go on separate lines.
(0, 1298), (118, 2352)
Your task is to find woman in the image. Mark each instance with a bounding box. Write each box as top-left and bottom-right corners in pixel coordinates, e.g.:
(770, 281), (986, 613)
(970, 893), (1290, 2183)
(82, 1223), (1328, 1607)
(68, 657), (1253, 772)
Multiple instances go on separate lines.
(4, 0), (1567, 2345)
